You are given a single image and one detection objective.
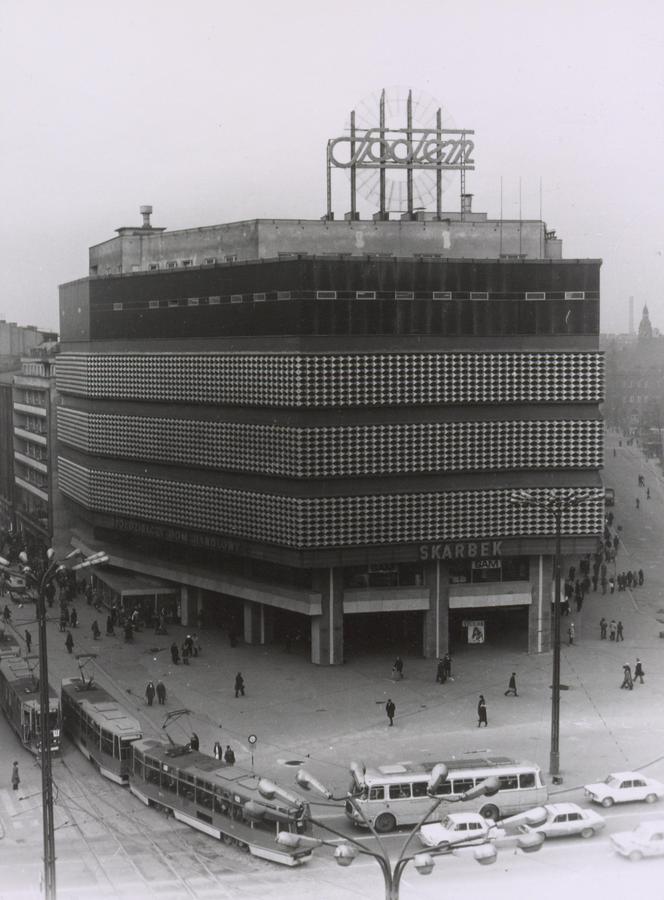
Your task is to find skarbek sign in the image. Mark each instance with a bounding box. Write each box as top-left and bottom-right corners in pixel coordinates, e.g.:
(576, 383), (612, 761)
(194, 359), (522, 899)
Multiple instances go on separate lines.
(419, 540), (503, 561)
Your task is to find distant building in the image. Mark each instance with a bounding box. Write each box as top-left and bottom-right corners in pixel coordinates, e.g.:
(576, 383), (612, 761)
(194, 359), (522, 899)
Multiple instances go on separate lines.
(603, 306), (664, 453)
(0, 320), (57, 372)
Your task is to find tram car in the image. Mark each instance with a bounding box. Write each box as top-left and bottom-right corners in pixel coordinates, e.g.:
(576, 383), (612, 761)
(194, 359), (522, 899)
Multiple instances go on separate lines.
(0, 656), (61, 755)
(129, 737), (313, 866)
(0, 630), (21, 659)
(61, 676), (142, 784)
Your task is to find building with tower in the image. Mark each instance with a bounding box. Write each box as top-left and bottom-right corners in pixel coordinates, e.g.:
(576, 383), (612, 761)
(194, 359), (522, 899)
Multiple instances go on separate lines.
(55, 98), (604, 665)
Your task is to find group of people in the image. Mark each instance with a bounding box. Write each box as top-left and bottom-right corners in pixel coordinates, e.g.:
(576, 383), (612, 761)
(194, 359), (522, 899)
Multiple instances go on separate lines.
(169, 634), (201, 665)
(144, 680), (167, 705)
(599, 617), (624, 641)
(620, 659), (645, 690)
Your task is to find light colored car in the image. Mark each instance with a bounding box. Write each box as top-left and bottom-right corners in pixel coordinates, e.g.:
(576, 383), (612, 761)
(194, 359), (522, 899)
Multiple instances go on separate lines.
(584, 772), (664, 808)
(4, 572), (26, 593)
(611, 820), (664, 861)
(517, 802), (605, 839)
(419, 812), (505, 848)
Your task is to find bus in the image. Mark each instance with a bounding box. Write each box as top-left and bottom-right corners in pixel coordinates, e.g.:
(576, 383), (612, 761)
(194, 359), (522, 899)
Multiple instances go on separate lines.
(128, 737), (313, 866)
(0, 657), (61, 755)
(61, 676), (142, 784)
(346, 756), (548, 833)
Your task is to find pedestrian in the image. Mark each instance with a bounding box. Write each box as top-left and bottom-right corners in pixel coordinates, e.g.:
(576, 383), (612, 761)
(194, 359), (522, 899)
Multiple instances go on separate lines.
(213, 741), (222, 760)
(224, 745), (236, 766)
(632, 658), (645, 684)
(156, 680), (166, 704)
(601, 576), (607, 595)
(647, 487), (651, 499)
(620, 664), (633, 690)
(70, 607), (78, 628)
(65, 630), (74, 653)
(638, 569), (644, 586)
(392, 656), (404, 680)
(234, 672), (245, 697)
(181, 641), (190, 665)
(145, 681), (155, 706)
(477, 695), (488, 727)
(435, 659), (446, 683)
(170, 642), (180, 664)
(91, 619), (100, 640)
(190, 732), (199, 751)
(636, 497), (640, 510)
(609, 619), (617, 641)
(59, 610), (67, 632)
(385, 698), (396, 726)
(3, 604), (11, 623)
(24, 629), (32, 653)
(568, 622), (575, 645)
(443, 653), (452, 679)
(609, 575), (615, 594)
(599, 617), (607, 640)
(504, 672), (518, 697)
(616, 620), (624, 641)
(11, 761), (19, 791)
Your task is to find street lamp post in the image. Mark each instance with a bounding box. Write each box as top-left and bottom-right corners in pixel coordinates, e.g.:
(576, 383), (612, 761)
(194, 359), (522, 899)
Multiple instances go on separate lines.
(511, 489), (591, 778)
(4, 547), (108, 900)
(257, 764), (543, 900)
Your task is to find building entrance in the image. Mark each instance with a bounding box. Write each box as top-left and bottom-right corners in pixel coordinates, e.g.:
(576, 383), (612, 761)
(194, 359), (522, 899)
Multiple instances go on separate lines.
(343, 611), (423, 658)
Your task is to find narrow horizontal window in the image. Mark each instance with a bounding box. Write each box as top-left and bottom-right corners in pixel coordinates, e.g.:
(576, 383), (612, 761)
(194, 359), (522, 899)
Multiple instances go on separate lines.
(395, 291), (414, 300)
(470, 292), (488, 300)
(187, 298), (199, 306)
(167, 299), (179, 308)
(276, 291), (291, 301)
(253, 293), (266, 302)
(230, 294), (243, 304)
(433, 291), (452, 299)
(564, 291), (585, 300)
(356, 291), (375, 300)
(317, 291), (337, 300)
(148, 301), (159, 310)
(525, 292), (546, 300)
(112, 302), (123, 311)
(208, 296), (220, 305)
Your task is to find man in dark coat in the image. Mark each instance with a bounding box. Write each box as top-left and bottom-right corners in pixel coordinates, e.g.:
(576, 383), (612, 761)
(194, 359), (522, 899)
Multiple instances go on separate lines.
(435, 659), (446, 683)
(224, 745), (236, 766)
(234, 672), (245, 697)
(65, 630), (74, 654)
(145, 681), (155, 706)
(170, 642), (180, 664)
(504, 673), (518, 696)
(477, 695), (488, 727)
(190, 732), (199, 751)
(634, 659), (645, 684)
(385, 698), (395, 726)
(156, 680), (167, 704)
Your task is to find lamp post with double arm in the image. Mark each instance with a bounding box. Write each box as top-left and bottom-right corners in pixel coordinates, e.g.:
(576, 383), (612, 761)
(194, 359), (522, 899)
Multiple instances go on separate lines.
(1, 547), (108, 900)
(256, 763), (544, 900)
(511, 489), (592, 778)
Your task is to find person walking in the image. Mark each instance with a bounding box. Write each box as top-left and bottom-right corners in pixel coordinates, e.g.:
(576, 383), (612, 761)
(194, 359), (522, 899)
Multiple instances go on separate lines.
(435, 659), (446, 683)
(442, 653), (452, 679)
(234, 672), (245, 697)
(170, 642), (180, 664)
(616, 620), (624, 641)
(392, 656), (404, 680)
(11, 761), (20, 792)
(70, 607), (78, 628)
(213, 741), (222, 760)
(224, 745), (236, 766)
(609, 619), (617, 641)
(145, 681), (156, 706)
(189, 732), (199, 751)
(599, 617), (607, 640)
(504, 673), (518, 697)
(385, 698), (396, 726)
(477, 695), (488, 727)
(65, 630), (74, 654)
(638, 569), (644, 586)
(568, 622), (575, 645)
(24, 629), (32, 653)
(3, 604), (11, 624)
(91, 619), (101, 640)
(634, 659), (645, 684)
(156, 680), (166, 705)
(620, 664), (633, 690)
(636, 497), (640, 510)
(608, 575), (615, 594)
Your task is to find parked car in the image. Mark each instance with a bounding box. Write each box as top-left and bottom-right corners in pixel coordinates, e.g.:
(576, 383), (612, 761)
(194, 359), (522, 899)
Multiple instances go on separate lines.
(517, 802), (605, 839)
(611, 820), (664, 860)
(584, 772), (664, 808)
(4, 572), (26, 594)
(419, 813), (505, 848)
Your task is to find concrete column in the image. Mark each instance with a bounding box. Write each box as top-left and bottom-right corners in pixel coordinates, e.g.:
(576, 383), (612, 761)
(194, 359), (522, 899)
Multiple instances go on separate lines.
(422, 560), (449, 658)
(529, 554), (553, 653)
(310, 567), (344, 666)
(180, 585), (194, 628)
(243, 599), (262, 644)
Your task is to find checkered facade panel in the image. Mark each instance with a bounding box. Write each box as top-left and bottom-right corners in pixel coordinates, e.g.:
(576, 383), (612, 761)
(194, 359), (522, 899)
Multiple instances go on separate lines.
(57, 457), (604, 548)
(56, 352), (604, 406)
(57, 409), (603, 475)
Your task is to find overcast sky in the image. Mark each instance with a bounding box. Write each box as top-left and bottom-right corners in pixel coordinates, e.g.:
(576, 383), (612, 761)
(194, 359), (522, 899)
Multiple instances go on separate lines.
(1, 0), (663, 334)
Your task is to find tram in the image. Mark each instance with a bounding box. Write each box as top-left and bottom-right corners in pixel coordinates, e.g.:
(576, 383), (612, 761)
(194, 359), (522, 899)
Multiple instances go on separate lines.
(128, 737), (313, 866)
(61, 675), (142, 784)
(0, 656), (61, 755)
